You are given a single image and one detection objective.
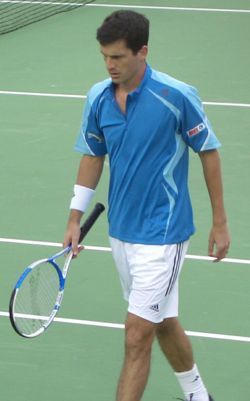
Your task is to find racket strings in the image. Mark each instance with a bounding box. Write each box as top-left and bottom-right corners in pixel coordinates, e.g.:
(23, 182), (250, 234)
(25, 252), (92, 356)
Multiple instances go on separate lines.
(13, 263), (60, 335)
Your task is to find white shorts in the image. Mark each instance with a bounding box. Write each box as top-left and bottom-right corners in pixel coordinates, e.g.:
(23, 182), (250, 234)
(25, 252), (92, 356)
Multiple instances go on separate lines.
(109, 237), (189, 323)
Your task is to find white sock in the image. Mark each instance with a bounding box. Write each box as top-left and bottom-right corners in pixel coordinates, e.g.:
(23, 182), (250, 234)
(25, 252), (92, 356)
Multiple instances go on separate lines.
(174, 364), (209, 401)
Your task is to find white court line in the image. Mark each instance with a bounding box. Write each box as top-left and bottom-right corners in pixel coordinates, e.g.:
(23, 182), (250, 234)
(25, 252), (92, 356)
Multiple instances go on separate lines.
(0, 90), (250, 108)
(86, 3), (250, 14)
(203, 101), (250, 108)
(0, 1), (249, 13)
(0, 237), (249, 265)
(0, 90), (85, 99)
(0, 311), (249, 343)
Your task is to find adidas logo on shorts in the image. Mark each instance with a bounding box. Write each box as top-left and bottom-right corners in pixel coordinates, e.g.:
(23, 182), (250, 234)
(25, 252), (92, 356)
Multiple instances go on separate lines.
(149, 304), (159, 312)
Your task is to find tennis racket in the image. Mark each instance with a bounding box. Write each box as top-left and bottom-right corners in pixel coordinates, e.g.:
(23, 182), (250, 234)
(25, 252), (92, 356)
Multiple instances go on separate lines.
(9, 202), (105, 338)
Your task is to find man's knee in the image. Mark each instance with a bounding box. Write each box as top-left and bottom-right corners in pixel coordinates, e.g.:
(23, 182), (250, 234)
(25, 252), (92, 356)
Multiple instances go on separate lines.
(156, 317), (180, 339)
(124, 313), (156, 356)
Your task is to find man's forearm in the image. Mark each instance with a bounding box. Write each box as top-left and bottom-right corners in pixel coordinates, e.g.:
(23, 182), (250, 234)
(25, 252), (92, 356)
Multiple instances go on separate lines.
(199, 149), (230, 260)
(199, 149), (227, 225)
(69, 154), (105, 222)
(76, 154), (105, 189)
(63, 154), (105, 252)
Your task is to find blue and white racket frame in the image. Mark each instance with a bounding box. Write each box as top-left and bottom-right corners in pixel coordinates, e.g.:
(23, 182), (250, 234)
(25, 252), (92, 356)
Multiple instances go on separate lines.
(9, 202), (105, 338)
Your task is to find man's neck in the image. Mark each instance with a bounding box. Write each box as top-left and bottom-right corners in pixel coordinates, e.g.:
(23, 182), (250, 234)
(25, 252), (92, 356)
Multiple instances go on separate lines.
(117, 63), (147, 94)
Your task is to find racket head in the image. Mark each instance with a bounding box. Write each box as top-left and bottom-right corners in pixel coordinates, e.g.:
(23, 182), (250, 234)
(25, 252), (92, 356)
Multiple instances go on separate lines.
(9, 253), (72, 338)
(9, 202), (105, 338)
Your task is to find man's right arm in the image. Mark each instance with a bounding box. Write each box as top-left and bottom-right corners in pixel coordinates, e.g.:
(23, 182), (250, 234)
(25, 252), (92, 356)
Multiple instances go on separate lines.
(63, 154), (105, 255)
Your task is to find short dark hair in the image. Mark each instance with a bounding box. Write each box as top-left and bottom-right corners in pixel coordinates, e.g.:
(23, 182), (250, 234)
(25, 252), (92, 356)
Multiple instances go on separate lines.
(96, 10), (149, 54)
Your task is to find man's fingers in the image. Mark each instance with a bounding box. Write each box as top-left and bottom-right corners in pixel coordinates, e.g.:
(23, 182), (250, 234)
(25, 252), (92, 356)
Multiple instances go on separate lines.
(209, 241), (229, 262)
(208, 237), (215, 258)
(63, 224), (81, 256)
(208, 225), (230, 262)
(71, 230), (81, 256)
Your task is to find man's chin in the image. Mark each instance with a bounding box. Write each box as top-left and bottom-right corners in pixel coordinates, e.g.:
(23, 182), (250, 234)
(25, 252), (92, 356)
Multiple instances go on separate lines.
(110, 75), (121, 83)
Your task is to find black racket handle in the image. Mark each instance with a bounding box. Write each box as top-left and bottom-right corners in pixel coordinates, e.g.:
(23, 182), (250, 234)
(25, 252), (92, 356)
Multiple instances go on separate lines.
(78, 203), (105, 243)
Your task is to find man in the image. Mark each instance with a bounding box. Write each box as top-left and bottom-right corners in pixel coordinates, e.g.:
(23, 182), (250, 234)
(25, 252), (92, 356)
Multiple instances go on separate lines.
(63, 10), (230, 401)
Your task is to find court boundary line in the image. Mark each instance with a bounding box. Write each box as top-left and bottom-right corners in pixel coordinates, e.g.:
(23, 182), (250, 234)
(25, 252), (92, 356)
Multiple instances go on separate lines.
(0, 90), (85, 99)
(86, 3), (250, 14)
(0, 311), (249, 343)
(0, 237), (249, 265)
(0, 90), (250, 108)
(1, 1), (249, 14)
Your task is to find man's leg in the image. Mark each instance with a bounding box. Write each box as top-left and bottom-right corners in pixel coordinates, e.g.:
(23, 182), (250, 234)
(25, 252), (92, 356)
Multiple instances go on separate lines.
(156, 317), (209, 401)
(116, 312), (156, 401)
(156, 317), (194, 371)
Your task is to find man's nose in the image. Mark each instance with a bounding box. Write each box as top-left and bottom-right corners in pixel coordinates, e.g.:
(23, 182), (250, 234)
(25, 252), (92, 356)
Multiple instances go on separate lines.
(105, 57), (115, 70)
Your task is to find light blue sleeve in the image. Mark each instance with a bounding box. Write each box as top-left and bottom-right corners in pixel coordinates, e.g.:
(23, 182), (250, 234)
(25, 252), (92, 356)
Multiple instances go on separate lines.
(180, 86), (221, 152)
(75, 96), (96, 155)
(74, 80), (111, 155)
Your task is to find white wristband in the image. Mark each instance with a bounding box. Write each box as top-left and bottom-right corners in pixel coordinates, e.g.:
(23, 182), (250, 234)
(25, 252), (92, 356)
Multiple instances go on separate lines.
(70, 185), (95, 212)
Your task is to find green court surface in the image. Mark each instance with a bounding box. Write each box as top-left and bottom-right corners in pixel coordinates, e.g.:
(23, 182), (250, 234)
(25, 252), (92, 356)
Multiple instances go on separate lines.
(0, 1), (250, 400)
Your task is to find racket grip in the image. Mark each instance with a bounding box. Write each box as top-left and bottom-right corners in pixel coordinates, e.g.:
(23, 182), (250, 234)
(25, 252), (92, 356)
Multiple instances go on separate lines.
(78, 203), (105, 243)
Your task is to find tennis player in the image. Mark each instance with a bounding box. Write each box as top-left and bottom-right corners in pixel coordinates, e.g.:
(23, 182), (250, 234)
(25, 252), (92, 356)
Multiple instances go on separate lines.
(63, 10), (230, 401)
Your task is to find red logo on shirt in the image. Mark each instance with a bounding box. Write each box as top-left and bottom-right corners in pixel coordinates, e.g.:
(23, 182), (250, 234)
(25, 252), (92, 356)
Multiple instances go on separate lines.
(187, 123), (206, 137)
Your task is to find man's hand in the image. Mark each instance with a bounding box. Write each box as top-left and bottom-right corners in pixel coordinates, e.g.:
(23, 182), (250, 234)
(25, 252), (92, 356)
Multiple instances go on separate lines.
(208, 222), (231, 262)
(63, 210), (83, 257)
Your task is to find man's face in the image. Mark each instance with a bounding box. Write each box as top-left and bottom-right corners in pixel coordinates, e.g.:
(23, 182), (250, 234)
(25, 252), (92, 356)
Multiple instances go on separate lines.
(100, 40), (147, 86)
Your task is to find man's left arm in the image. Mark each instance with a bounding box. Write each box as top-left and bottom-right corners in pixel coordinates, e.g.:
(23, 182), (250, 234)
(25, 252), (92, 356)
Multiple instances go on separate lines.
(199, 149), (231, 261)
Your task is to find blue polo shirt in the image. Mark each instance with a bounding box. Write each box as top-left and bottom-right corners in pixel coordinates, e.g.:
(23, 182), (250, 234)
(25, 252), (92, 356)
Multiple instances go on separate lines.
(75, 65), (221, 244)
